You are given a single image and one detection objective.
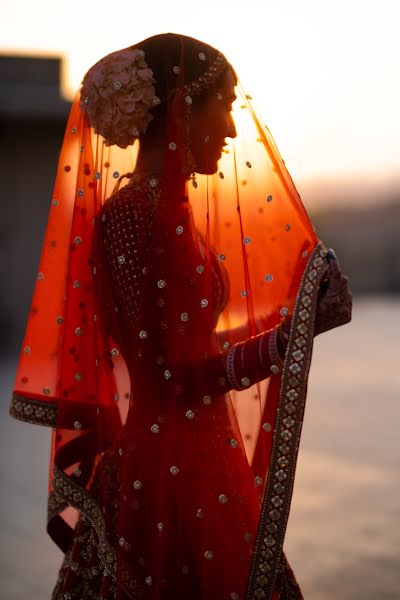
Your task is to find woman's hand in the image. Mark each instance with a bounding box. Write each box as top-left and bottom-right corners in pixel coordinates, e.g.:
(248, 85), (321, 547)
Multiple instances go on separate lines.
(314, 248), (353, 336)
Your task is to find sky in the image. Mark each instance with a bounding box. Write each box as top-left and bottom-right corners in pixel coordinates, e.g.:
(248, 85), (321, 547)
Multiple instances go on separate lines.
(1, 0), (400, 188)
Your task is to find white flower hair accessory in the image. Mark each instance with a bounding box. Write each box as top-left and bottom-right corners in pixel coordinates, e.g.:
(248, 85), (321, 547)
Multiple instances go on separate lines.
(80, 48), (158, 149)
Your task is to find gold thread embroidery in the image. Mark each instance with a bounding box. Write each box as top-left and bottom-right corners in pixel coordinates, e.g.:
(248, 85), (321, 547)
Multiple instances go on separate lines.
(245, 241), (328, 600)
(9, 393), (57, 427)
(47, 491), (69, 521)
(52, 464), (139, 598)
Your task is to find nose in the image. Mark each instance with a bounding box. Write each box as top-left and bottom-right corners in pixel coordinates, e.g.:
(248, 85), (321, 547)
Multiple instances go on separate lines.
(226, 113), (237, 139)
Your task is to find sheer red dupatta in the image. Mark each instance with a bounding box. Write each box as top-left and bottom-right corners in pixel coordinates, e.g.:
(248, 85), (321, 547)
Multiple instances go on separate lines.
(10, 37), (329, 600)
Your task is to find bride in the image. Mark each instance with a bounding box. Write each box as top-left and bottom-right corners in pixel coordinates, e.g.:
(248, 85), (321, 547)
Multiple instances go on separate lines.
(10, 33), (352, 600)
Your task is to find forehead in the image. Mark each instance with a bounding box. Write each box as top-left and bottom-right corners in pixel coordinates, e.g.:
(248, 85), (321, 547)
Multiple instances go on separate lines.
(220, 68), (237, 99)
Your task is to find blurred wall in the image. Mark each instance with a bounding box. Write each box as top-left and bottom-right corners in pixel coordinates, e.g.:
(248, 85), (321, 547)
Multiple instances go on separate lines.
(0, 56), (70, 353)
(311, 202), (400, 295)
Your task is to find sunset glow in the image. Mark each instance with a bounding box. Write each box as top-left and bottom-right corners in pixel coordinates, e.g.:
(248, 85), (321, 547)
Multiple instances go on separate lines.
(2, 0), (399, 184)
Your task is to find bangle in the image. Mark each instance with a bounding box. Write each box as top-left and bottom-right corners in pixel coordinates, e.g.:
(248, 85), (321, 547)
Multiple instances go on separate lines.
(224, 343), (251, 391)
(258, 332), (268, 371)
(224, 344), (240, 389)
(268, 328), (283, 374)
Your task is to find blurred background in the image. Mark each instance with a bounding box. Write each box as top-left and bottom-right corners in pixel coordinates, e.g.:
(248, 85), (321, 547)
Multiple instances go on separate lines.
(1, 0), (399, 598)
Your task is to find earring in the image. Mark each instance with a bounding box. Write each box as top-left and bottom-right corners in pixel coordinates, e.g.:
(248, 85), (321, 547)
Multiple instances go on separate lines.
(190, 172), (198, 188)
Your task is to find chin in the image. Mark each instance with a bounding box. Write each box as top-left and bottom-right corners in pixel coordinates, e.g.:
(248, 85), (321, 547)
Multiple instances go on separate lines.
(194, 156), (221, 176)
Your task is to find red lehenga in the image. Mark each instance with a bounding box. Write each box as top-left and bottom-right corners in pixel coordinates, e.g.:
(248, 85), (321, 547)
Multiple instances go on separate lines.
(9, 35), (330, 600)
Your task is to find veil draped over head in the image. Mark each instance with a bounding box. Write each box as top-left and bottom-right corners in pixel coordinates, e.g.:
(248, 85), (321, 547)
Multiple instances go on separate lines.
(10, 33), (329, 600)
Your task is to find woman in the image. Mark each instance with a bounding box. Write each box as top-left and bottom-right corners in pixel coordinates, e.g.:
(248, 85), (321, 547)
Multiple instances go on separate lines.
(9, 33), (352, 599)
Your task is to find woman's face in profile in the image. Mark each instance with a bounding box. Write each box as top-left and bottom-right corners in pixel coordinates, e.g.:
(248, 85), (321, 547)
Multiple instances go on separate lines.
(190, 68), (237, 175)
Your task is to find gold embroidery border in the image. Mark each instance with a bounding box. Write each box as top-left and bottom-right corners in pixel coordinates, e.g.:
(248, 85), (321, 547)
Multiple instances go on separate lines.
(9, 393), (57, 427)
(246, 241), (328, 600)
(51, 464), (139, 598)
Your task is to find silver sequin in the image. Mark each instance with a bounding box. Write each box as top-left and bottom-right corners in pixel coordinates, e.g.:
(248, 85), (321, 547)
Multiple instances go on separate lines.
(73, 467), (81, 477)
(168, 142), (177, 151)
(241, 377), (251, 388)
(241, 290), (247, 297)
(198, 52), (206, 60)
(200, 299), (208, 308)
(218, 254), (226, 261)
(133, 480), (142, 490)
(94, 172), (101, 180)
(222, 341), (230, 350)
(196, 265), (204, 274)
(181, 312), (189, 322)
(118, 255), (126, 265)
(139, 330), (148, 339)
(75, 327), (83, 336)
(74, 372), (82, 382)
(204, 550), (214, 560)
(77, 188), (84, 197)
(169, 465), (179, 475)
(153, 96), (161, 105)
(151, 424), (160, 434)
(265, 274), (273, 282)
(255, 475), (263, 486)
(203, 395), (212, 405)
(111, 348), (119, 357)
(229, 438), (238, 448)
(243, 236), (252, 244)
(113, 171), (120, 179)
(185, 95), (193, 105)
(176, 225), (184, 235)
(24, 346), (30, 355)
(157, 522), (164, 532)
(113, 81), (122, 91)
(185, 410), (195, 420)
(157, 279), (166, 289)
(218, 494), (228, 504)
(150, 178), (158, 188)
(270, 364), (280, 374)
(173, 65), (180, 74)
(164, 369), (172, 380)
(74, 421), (82, 430)
(145, 576), (152, 586)
(280, 306), (289, 317)
(263, 422), (272, 432)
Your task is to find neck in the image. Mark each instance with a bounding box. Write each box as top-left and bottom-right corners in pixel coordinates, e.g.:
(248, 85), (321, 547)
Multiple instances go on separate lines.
(134, 136), (165, 175)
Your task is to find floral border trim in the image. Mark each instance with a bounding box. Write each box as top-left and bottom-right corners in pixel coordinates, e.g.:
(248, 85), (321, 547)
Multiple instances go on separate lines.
(47, 491), (69, 522)
(9, 393), (57, 428)
(246, 241), (328, 600)
(52, 464), (117, 574)
(52, 464), (139, 598)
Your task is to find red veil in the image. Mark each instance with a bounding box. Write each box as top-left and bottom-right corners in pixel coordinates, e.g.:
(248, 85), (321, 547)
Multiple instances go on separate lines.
(10, 34), (329, 600)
